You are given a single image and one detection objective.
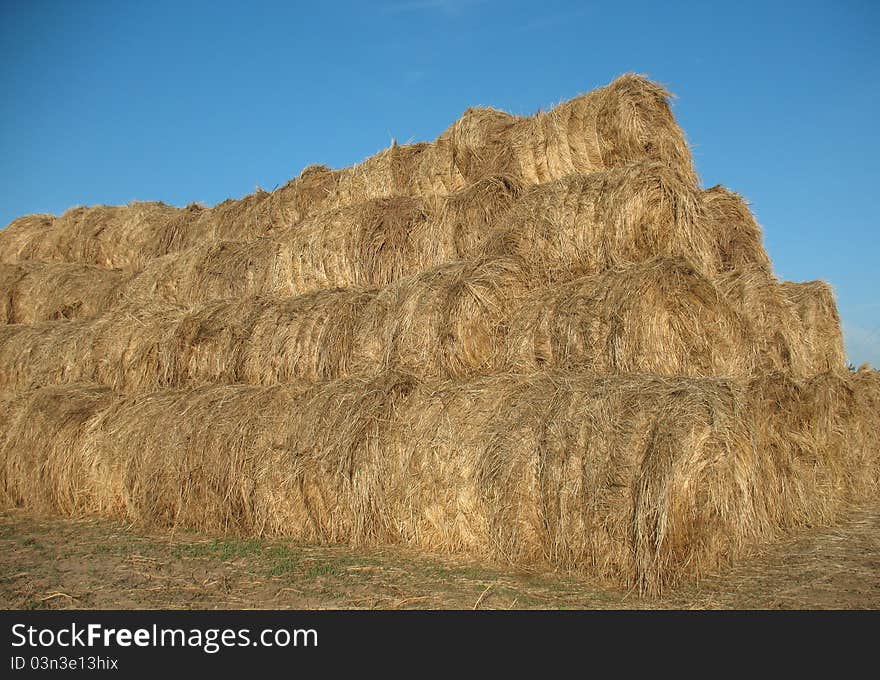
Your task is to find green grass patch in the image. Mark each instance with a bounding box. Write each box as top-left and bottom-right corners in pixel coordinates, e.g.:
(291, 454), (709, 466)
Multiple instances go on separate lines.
(171, 537), (265, 561)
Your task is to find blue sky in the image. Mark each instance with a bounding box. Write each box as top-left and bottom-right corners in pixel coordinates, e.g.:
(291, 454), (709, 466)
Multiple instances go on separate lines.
(1, 0), (878, 365)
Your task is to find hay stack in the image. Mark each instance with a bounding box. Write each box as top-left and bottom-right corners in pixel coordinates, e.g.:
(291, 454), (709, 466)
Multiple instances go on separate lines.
(1, 73), (874, 595)
(748, 370), (880, 527)
(717, 268), (809, 377)
(851, 367), (880, 463)
(0, 166), (340, 271)
(0, 214), (55, 261)
(718, 270), (847, 378)
(275, 196), (457, 293)
(2, 160), (741, 327)
(0, 384), (117, 515)
(0, 321), (91, 389)
(118, 161), (716, 312)
(113, 162), (705, 312)
(365, 257), (529, 379)
(509, 73), (696, 185)
(281, 176), (527, 291)
(0, 262), (131, 324)
(120, 179), (519, 306)
(121, 239), (293, 305)
(0, 303), (191, 393)
(0, 257), (526, 390)
(239, 289), (380, 386)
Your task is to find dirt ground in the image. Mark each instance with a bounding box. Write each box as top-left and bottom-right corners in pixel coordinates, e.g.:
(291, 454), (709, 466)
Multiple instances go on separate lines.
(1, 507), (877, 610)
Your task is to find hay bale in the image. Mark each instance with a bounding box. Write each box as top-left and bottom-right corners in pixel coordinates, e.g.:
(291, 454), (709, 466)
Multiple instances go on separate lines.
(4, 369), (877, 591)
(507, 258), (753, 377)
(165, 165), (340, 249)
(0, 167), (340, 271)
(748, 370), (880, 528)
(851, 367), (880, 469)
(282, 197), (450, 291)
(437, 175), (524, 256)
(702, 185), (772, 273)
(718, 270), (847, 378)
(486, 161), (717, 280)
(779, 280), (846, 373)
(0, 384), (117, 513)
(0, 257), (528, 390)
(0, 302), (194, 393)
(331, 74), (696, 200)
(716, 268), (813, 377)
(509, 73), (696, 187)
(123, 239), (291, 305)
(240, 289), (380, 385)
(331, 143), (441, 205)
(119, 182), (523, 308)
(366, 257), (530, 379)
(0, 292), (373, 392)
(0, 321), (91, 389)
(6, 159), (704, 323)
(285, 176), (526, 291)
(120, 177), (522, 308)
(0, 262), (130, 324)
(0, 214), (57, 266)
(0, 202), (194, 271)
(429, 108), (519, 192)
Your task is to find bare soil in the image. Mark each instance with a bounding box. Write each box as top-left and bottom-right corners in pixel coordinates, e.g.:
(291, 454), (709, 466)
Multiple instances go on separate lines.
(1, 507), (877, 609)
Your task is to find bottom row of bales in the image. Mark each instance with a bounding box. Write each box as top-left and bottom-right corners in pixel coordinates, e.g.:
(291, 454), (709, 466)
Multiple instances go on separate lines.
(2, 368), (877, 593)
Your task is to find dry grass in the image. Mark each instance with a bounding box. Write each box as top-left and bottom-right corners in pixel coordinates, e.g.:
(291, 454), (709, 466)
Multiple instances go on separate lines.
(0, 256), (526, 390)
(487, 162), (718, 281)
(331, 73), (696, 198)
(0, 203), (191, 271)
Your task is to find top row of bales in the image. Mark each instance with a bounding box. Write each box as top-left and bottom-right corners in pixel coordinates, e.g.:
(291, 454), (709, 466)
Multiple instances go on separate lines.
(0, 74), (697, 271)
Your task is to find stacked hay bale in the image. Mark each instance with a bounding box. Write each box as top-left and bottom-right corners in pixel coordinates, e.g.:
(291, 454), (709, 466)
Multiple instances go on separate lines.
(0, 73), (876, 593)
